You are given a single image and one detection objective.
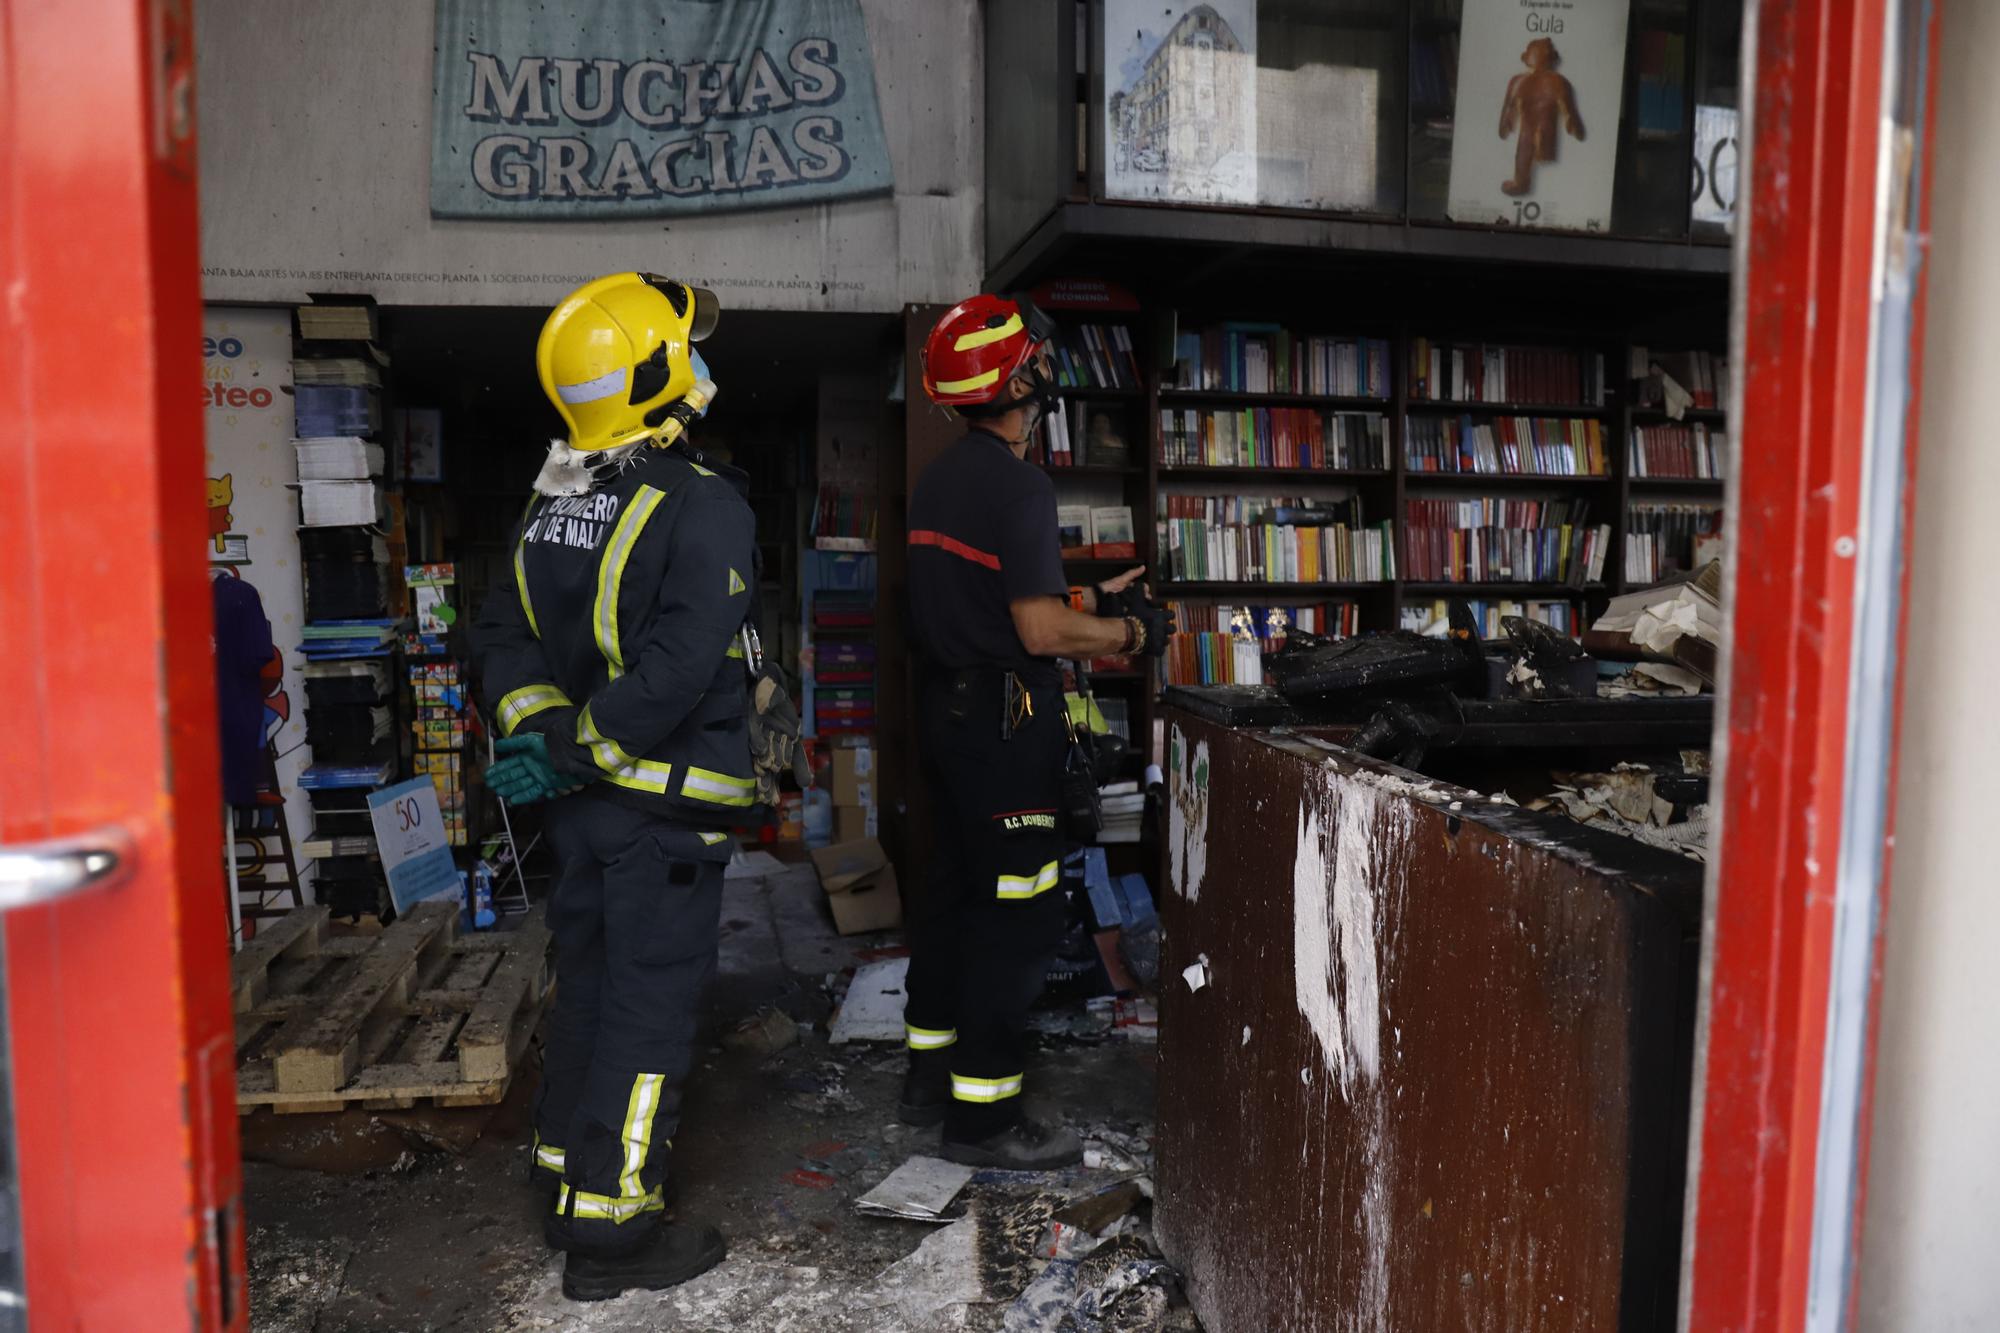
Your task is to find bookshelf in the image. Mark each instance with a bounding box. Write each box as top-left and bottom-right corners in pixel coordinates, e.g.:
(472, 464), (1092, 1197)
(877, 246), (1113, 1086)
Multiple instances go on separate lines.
(1023, 306), (1731, 721)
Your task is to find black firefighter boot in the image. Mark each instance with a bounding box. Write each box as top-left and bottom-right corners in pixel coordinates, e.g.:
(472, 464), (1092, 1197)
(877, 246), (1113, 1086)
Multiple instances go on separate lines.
(563, 1221), (729, 1302)
(942, 1115), (1084, 1171)
(897, 1049), (950, 1127)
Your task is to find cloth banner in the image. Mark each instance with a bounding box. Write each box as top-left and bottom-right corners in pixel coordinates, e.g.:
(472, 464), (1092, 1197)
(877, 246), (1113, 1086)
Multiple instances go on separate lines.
(430, 0), (893, 218)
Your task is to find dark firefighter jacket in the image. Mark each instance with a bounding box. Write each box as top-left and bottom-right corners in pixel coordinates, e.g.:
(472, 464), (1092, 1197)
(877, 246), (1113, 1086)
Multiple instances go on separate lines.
(474, 445), (757, 823)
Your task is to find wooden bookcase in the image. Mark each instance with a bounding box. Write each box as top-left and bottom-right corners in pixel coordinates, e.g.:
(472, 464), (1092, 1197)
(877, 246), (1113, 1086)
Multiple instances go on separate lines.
(1035, 312), (1729, 758)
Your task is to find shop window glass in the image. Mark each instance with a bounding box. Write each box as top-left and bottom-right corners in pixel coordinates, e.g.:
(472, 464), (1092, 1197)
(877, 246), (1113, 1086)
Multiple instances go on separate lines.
(1689, 0), (1744, 243)
(1100, 0), (1405, 216)
(1409, 0), (1699, 240)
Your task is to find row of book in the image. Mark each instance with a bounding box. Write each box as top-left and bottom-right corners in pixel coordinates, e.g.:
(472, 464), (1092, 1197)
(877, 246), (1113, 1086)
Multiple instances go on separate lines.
(1171, 326), (1392, 399)
(1158, 601), (1363, 688)
(1157, 407), (1388, 470)
(1049, 324), (1144, 393)
(812, 591), (875, 735)
(1408, 339), (1608, 407)
(1631, 348), (1730, 410)
(1402, 497), (1611, 585)
(810, 484), (876, 551)
(1630, 423), (1727, 479)
(1056, 504), (1139, 559)
(1404, 414), (1612, 477)
(1399, 598), (1584, 639)
(1039, 400), (1134, 468)
(1158, 495), (1394, 584)
(1170, 600), (1360, 642)
(1626, 503), (1724, 584)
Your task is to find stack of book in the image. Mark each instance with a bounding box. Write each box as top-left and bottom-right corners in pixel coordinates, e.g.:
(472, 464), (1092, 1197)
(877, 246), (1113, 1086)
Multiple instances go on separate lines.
(1629, 423), (1726, 479)
(1407, 338), (1607, 405)
(1626, 503), (1724, 584)
(1404, 414), (1610, 475)
(812, 592), (875, 735)
(1402, 497), (1610, 585)
(1157, 495), (1393, 584)
(1096, 781), (1147, 844)
(1172, 325), (1391, 398)
(1158, 408), (1387, 469)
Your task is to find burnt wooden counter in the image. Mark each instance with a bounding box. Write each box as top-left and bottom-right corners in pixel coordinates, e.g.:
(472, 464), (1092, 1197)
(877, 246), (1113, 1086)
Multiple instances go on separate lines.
(1154, 709), (1702, 1333)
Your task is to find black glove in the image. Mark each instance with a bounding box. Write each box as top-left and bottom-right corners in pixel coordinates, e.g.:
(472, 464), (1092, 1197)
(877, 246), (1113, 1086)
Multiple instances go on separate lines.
(1094, 580), (1141, 618)
(1135, 602), (1176, 658)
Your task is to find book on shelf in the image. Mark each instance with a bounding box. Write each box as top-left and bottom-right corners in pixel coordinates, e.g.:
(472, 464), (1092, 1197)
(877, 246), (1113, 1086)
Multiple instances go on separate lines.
(1404, 414), (1609, 476)
(292, 357), (383, 389)
(1626, 502), (1724, 585)
(810, 485), (877, 545)
(300, 479), (384, 528)
(294, 436), (385, 481)
(1407, 338), (1606, 406)
(1402, 496), (1610, 585)
(1157, 494), (1394, 584)
(1632, 347), (1729, 411)
(1171, 324), (1391, 398)
(296, 302), (380, 343)
(1629, 423), (1726, 479)
(1048, 323), (1142, 392)
(1400, 598), (1583, 639)
(1162, 600), (1364, 685)
(1089, 506), (1137, 559)
(1057, 505), (1093, 557)
(1159, 406), (1387, 469)
(1039, 401), (1133, 469)
(1171, 600), (1360, 642)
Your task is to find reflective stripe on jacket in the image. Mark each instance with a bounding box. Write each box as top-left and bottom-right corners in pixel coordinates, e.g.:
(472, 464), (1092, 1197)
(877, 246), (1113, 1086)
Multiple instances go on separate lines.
(474, 445), (758, 821)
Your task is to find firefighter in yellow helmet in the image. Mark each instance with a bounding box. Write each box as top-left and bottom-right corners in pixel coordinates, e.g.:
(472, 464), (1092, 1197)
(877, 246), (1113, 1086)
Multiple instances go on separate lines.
(475, 273), (759, 1301)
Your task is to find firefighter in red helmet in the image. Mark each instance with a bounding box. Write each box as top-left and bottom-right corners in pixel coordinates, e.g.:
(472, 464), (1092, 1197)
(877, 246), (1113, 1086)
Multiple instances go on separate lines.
(900, 293), (1174, 1167)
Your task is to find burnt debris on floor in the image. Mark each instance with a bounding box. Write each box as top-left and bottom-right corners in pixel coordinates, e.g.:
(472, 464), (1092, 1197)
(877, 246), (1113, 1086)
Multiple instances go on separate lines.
(244, 859), (1188, 1333)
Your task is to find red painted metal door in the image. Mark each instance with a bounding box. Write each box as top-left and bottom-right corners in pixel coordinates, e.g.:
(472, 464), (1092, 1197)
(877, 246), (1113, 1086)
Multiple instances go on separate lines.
(0, 0), (245, 1328)
(1686, 1), (1940, 1330)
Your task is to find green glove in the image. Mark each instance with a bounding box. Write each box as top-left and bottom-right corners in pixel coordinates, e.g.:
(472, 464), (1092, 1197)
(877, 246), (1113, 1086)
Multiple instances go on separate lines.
(487, 733), (579, 806)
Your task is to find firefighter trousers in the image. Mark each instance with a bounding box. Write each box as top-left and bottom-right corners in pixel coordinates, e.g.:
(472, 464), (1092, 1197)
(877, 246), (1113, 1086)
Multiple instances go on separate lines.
(533, 794), (726, 1253)
(904, 669), (1070, 1142)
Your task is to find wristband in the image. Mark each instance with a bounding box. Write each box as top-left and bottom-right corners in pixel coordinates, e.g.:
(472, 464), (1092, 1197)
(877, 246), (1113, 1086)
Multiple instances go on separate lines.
(1122, 616), (1142, 655)
(1069, 585), (1087, 613)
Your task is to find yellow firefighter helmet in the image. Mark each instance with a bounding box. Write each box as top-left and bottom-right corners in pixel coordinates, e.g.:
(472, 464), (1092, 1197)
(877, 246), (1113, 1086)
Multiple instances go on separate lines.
(536, 273), (721, 453)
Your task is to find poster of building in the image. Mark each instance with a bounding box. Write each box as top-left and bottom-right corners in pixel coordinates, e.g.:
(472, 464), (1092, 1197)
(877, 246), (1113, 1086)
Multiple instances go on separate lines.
(203, 307), (313, 889)
(1446, 0), (1629, 232)
(1103, 1), (1258, 206)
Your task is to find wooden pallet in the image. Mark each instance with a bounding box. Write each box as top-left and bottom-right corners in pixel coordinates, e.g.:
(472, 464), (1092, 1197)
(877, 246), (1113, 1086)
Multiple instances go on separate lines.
(232, 902), (553, 1114)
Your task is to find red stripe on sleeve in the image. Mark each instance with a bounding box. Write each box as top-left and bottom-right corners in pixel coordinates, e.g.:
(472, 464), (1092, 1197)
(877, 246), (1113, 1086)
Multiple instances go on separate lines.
(909, 528), (1002, 571)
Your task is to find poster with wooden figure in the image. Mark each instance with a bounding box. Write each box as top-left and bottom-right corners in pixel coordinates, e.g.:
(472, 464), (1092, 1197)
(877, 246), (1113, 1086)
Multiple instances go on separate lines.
(1447, 0), (1629, 232)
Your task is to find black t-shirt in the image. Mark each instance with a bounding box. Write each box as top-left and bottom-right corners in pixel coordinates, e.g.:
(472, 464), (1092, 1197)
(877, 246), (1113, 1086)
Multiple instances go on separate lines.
(907, 429), (1068, 686)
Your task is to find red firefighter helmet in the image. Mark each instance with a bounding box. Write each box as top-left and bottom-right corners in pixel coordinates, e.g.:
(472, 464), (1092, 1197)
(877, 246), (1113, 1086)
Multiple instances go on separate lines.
(920, 293), (1056, 410)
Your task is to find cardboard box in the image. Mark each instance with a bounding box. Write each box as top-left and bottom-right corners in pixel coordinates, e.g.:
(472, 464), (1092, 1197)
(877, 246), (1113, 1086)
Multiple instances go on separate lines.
(810, 838), (902, 935)
(831, 745), (874, 806)
(835, 803), (875, 844)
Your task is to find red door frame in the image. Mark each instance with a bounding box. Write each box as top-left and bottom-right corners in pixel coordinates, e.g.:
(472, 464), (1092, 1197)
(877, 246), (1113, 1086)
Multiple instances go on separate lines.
(1685, 0), (1939, 1329)
(0, 0), (245, 1327)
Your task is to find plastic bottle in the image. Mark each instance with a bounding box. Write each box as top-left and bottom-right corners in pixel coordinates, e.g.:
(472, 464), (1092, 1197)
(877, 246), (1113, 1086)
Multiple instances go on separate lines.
(802, 786), (833, 849)
(471, 860), (496, 930)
